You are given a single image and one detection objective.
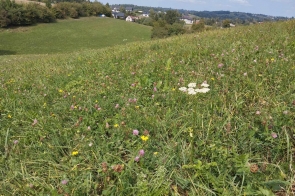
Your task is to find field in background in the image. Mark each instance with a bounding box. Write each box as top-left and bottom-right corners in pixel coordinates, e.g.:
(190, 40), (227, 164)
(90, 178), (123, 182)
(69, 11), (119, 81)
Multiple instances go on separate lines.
(0, 17), (152, 55)
(1, 20), (295, 195)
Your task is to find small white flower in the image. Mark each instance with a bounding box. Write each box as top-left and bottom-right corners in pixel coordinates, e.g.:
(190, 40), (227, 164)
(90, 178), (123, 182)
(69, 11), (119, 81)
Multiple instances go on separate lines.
(188, 87), (195, 92)
(179, 87), (187, 92)
(201, 83), (209, 88)
(196, 88), (210, 93)
(188, 83), (197, 88)
(188, 90), (197, 95)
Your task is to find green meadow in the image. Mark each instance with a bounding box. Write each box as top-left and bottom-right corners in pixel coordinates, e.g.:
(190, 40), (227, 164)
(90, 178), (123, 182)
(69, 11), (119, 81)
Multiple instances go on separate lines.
(1, 19), (295, 195)
(0, 17), (152, 55)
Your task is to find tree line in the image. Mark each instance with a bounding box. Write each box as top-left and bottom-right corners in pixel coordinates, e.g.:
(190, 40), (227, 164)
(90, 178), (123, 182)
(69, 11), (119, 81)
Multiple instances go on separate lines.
(0, 0), (111, 27)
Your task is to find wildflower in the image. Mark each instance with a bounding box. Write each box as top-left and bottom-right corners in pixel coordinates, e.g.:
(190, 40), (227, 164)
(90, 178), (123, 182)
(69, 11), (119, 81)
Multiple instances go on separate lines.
(201, 82), (209, 88)
(179, 87), (187, 92)
(89, 142), (93, 147)
(243, 72), (247, 76)
(135, 105), (140, 109)
(218, 63), (224, 68)
(115, 104), (119, 109)
(187, 90), (197, 95)
(87, 126), (91, 130)
(134, 156), (140, 162)
(114, 124), (119, 128)
(154, 152), (158, 155)
(195, 88), (210, 93)
(112, 164), (124, 172)
(271, 132), (278, 139)
(140, 135), (149, 142)
(58, 89), (63, 93)
(188, 83), (196, 88)
(97, 107), (101, 111)
(255, 111), (261, 115)
(254, 59), (257, 63)
(172, 88), (176, 91)
(271, 58), (275, 62)
(133, 129), (139, 136)
(43, 102), (46, 108)
(153, 87), (157, 92)
(32, 119), (38, 126)
(71, 151), (79, 156)
(283, 110), (288, 115)
(7, 114), (12, 118)
(139, 149), (145, 157)
(211, 78), (215, 81)
(152, 95), (155, 99)
(61, 179), (68, 185)
(106, 122), (110, 129)
(13, 140), (19, 144)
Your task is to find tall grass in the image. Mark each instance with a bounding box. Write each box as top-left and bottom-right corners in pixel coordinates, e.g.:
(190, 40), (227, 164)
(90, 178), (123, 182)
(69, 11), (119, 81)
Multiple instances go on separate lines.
(0, 20), (295, 195)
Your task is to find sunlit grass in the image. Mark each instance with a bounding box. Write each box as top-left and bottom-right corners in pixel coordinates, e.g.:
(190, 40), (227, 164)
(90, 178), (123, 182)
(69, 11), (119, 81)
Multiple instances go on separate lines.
(0, 20), (295, 195)
(0, 17), (152, 55)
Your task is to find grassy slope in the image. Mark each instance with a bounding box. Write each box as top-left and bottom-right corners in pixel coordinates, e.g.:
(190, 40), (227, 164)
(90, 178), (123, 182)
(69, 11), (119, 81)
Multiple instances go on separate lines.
(1, 21), (295, 195)
(0, 17), (152, 55)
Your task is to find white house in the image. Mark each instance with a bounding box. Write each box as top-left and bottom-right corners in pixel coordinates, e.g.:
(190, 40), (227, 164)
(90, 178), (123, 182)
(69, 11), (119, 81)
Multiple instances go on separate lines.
(126, 16), (133, 22)
(142, 12), (149, 17)
(181, 18), (193, 24)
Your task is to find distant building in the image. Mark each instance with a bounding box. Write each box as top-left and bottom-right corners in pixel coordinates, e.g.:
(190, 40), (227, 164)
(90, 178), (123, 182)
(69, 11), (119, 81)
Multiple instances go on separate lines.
(126, 7), (133, 12)
(142, 12), (149, 17)
(112, 12), (125, 19)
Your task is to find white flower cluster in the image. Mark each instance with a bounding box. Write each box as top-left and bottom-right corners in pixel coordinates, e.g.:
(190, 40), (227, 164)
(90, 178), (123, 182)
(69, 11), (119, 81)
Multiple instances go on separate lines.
(179, 82), (210, 95)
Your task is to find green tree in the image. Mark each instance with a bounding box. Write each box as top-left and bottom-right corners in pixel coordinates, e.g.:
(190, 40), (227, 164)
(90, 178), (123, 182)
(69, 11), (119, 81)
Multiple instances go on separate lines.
(191, 19), (205, 32)
(222, 19), (230, 28)
(164, 10), (180, 25)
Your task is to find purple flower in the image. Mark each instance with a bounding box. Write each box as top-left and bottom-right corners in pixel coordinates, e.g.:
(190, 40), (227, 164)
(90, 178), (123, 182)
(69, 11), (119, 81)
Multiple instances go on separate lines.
(153, 87), (157, 92)
(139, 149), (145, 157)
(61, 179), (68, 185)
(133, 129), (139, 136)
(134, 156), (140, 162)
(13, 140), (19, 144)
(271, 132), (278, 139)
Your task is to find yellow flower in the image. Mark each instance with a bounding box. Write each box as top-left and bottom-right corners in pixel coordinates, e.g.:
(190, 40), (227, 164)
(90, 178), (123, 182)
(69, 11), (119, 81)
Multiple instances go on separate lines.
(172, 88), (176, 91)
(154, 152), (158, 155)
(58, 89), (63, 93)
(135, 105), (140, 109)
(95, 100), (98, 103)
(7, 114), (12, 118)
(271, 58), (275, 62)
(71, 151), (78, 156)
(211, 77), (215, 81)
(114, 124), (119, 128)
(141, 135), (149, 142)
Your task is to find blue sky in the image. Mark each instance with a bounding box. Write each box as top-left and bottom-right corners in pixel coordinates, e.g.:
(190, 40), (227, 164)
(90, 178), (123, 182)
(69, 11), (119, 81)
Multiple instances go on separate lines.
(98, 0), (295, 17)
